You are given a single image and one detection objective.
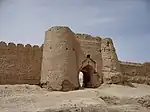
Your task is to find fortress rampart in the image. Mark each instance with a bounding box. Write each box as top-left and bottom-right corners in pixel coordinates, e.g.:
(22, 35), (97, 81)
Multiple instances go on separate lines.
(120, 61), (150, 85)
(0, 42), (42, 84)
(0, 26), (149, 91)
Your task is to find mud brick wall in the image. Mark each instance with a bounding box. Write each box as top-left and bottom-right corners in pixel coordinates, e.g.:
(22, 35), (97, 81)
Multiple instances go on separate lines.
(0, 26), (150, 87)
(75, 33), (102, 74)
(120, 61), (150, 85)
(0, 42), (42, 84)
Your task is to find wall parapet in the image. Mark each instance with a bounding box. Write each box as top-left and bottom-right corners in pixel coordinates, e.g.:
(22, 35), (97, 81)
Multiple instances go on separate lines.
(75, 33), (101, 42)
(0, 41), (43, 51)
(120, 61), (150, 85)
(120, 61), (143, 66)
(0, 41), (43, 85)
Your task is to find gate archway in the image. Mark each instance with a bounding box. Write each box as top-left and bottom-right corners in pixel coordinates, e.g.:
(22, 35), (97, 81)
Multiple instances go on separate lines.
(78, 54), (100, 88)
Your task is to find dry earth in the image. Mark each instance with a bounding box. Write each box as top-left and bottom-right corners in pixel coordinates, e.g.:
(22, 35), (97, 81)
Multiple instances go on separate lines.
(0, 83), (150, 112)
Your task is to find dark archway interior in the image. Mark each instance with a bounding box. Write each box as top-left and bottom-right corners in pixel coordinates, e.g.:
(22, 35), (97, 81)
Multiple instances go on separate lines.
(82, 71), (90, 87)
(80, 65), (95, 88)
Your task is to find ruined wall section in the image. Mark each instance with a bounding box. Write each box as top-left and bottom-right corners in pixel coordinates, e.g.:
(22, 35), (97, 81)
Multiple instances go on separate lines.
(0, 42), (42, 84)
(120, 61), (150, 85)
(101, 38), (123, 84)
(40, 26), (79, 91)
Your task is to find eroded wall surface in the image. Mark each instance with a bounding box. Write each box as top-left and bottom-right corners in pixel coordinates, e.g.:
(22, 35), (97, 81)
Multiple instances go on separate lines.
(40, 26), (79, 91)
(75, 34), (103, 87)
(120, 61), (150, 85)
(101, 38), (123, 84)
(0, 26), (149, 88)
(0, 42), (42, 84)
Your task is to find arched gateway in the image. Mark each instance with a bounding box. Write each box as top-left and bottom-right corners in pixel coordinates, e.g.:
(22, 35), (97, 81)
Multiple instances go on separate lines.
(40, 26), (123, 91)
(78, 55), (100, 88)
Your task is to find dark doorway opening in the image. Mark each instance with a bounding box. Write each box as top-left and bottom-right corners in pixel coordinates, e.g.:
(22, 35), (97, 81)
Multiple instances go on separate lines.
(79, 65), (95, 88)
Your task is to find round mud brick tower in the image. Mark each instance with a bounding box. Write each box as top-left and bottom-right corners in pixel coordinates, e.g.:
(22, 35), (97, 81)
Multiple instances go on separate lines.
(101, 38), (123, 84)
(40, 26), (79, 91)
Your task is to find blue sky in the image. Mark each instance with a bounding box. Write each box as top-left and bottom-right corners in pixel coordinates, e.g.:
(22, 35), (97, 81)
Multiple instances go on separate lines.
(0, 0), (150, 62)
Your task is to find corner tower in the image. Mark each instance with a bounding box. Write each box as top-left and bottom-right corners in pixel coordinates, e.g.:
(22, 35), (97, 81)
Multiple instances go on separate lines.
(40, 26), (79, 91)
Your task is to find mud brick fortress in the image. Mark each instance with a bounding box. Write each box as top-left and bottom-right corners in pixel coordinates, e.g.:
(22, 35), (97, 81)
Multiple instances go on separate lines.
(0, 26), (150, 91)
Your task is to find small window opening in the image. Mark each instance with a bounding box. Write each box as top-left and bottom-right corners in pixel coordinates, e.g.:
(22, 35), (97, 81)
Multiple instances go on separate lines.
(87, 54), (90, 58)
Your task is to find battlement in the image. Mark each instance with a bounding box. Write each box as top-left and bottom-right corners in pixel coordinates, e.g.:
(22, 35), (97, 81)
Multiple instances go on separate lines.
(47, 26), (70, 31)
(75, 33), (101, 42)
(120, 61), (143, 67)
(120, 61), (150, 67)
(143, 62), (150, 66)
(0, 41), (42, 50)
(120, 61), (150, 85)
(0, 26), (150, 90)
(0, 41), (42, 85)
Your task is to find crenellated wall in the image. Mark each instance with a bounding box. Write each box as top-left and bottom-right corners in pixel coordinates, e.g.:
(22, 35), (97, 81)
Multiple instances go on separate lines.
(120, 61), (150, 85)
(0, 41), (42, 84)
(0, 26), (149, 89)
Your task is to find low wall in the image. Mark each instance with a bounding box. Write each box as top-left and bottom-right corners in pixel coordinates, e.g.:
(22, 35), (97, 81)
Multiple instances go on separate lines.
(120, 61), (150, 85)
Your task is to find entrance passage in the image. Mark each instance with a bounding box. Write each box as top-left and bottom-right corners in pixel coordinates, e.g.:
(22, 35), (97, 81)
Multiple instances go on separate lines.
(79, 65), (95, 88)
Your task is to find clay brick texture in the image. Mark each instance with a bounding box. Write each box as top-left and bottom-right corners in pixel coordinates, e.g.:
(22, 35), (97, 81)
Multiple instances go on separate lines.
(0, 42), (42, 84)
(0, 26), (149, 91)
(40, 26), (123, 91)
(120, 61), (150, 85)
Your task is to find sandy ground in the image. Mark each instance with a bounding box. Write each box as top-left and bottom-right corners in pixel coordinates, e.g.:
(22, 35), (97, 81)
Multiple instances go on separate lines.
(0, 83), (150, 112)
